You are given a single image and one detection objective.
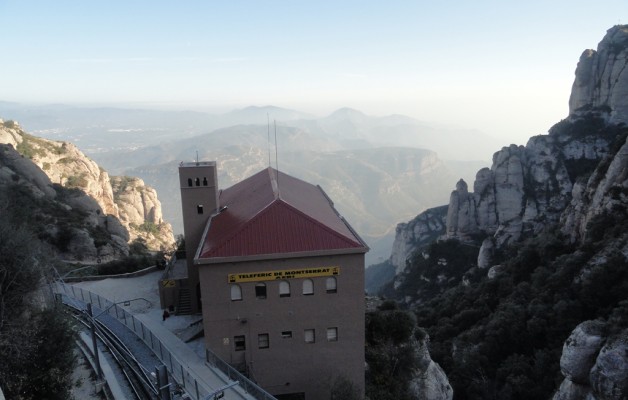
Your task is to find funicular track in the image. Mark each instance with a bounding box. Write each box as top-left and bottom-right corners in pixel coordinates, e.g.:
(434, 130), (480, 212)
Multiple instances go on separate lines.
(66, 302), (159, 400)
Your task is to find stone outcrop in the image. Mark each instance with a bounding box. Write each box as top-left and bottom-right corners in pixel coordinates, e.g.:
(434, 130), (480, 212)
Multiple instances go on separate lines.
(391, 26), (628, 274)
(390, 205), (447, 275)
(560, 320), (607, 385)
(407, 331), (454, 400)
(553, 322), (628, 400)
(569, 25), (628, 125)
(561, 134), (628, 242)
(0, 142), (129, 260)
(111, 176), (174, 250)
(0, 120), (175, 255)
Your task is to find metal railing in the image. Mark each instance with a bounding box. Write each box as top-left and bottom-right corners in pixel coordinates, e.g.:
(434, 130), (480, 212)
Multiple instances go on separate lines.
(55, 282), (275, 400)
(205, 348), (277, 400)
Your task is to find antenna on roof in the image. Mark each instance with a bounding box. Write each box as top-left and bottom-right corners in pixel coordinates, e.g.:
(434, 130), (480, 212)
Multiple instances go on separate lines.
(267, 113), (271, 167)
(274, 119), (279, 184)
(195, 150), (199, 165)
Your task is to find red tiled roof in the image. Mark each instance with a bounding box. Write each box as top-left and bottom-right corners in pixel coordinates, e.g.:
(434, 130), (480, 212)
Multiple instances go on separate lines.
(198, 168), (366, 259)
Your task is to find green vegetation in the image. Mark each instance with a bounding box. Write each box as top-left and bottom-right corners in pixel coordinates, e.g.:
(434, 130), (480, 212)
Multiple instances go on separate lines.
(0, 214), (76, 399)
(2, 183), (88, 249)
(381, 239), (482, 301)
(135, 221), (161, 236)
(65, 173), (89, 188)
(366, 306), (420, 400)
(330, 375), (362, 400)
(390, 217), (628, 400)
(15, 132), (65, 160)
(96, 254), (155, 275)
(112, 175), (136, 200)
(2, 119), (18, 128)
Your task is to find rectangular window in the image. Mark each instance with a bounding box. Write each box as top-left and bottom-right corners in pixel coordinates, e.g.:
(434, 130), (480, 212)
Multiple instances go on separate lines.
(304, 329), (315, 343)
(326, 327), (338, 342)
(258, 333), (269, 349)
(281, 331), (293, 339)
(197, 204), (204, 214)
(326, 277), (337, 293)
(234, 335), (246, 351)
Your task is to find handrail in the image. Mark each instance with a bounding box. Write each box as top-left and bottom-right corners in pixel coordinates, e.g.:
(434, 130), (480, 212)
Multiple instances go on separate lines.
(54, 282), (275, 400)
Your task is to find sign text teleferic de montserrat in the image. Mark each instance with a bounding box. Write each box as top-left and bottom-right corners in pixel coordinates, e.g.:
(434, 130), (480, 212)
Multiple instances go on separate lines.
(228, 267), (340, 283)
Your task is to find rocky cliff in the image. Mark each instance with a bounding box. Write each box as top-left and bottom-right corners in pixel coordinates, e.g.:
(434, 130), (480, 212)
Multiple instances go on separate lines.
(390, 205), (448, 276)
(553, 321), (628, 400)
(383, 25), (628, 400)
(389, 25), (628, 278)
(569, 26), (628, 125)
(0, 119), (175, 258)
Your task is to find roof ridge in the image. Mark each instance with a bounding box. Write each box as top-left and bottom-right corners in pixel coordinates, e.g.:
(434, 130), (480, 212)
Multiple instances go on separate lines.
(204, 199), (362, 258)
(276, 199), (362, 247)
(268, 167), (280, 200)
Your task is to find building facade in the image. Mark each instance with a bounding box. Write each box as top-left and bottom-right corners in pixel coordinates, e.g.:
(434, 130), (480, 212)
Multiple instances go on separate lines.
(176, 161), (219, 313)
(181, 165), (368, 399)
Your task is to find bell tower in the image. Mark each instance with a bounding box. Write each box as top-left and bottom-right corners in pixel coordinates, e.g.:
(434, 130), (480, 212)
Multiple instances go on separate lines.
(178, 161), (219, 313)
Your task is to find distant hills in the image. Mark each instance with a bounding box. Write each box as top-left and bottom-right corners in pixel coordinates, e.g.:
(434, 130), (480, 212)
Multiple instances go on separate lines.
(0, 102), (494, 264)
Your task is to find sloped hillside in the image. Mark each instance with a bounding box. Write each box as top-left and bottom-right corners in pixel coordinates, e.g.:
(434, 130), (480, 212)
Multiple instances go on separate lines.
(0, 119), (175, 255)
(382, 25), (628, 399)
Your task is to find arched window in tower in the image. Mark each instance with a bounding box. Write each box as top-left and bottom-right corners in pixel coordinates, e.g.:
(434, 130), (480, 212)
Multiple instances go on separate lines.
(187, 178), (193, 187)
(197, 205), (204, 214)
(203, 177), (208, 186)
(195, 177), (200, 186)
(302, 279), (314, 295)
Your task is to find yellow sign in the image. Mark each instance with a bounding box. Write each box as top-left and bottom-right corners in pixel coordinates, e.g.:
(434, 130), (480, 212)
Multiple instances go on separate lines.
(229, 267), (340, 283)
(161, 279), (176, 288)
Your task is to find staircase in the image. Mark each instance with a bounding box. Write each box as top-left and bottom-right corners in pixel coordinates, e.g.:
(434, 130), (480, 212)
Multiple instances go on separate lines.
(177, 287), (192, 315)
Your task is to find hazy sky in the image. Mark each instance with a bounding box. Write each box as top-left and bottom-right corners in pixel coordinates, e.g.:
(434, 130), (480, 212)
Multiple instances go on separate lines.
(0, 1), (625, 145)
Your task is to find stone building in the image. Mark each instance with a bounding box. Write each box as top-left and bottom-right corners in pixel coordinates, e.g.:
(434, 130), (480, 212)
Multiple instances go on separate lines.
(179, 163), (368, 399)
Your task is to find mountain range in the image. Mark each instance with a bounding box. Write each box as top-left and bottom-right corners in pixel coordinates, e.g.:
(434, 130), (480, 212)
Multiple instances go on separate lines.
(0, 103), (497, 264)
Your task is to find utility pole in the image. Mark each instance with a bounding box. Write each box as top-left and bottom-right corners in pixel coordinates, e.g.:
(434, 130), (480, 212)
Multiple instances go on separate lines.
(86, 303), (104, 379)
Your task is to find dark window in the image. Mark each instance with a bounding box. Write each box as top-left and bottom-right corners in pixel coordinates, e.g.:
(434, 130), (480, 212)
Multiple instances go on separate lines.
(203, 177), (208, 186)
(187, 178), (193, 187)
(281, 331), (293, 339)
(255, 283), (267, 299)
(258, 333), (269, 349)
(197, 205), (204, 214)
(279, 281), (290, 297)
(234, 335), (245, 351)
(326, 277), (337, 293)
(195, 177), (200, 186)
